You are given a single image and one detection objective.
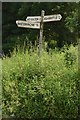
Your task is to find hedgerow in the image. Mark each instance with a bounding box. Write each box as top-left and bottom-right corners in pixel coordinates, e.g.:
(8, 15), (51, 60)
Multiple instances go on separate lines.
(2, 45), (79, 119)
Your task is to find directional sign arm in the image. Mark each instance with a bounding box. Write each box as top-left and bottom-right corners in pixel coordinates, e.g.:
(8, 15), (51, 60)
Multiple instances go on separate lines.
(16, 20), (40, 29)
(26, 14), (62, 23)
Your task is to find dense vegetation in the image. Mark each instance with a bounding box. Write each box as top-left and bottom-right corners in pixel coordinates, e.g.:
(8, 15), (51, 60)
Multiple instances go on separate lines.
(2, 2), (80, 120)
(2, 45), (79, 119)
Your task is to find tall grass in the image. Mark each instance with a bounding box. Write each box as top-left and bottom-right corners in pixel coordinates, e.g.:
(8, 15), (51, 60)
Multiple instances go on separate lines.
(2, 45), (79, 119)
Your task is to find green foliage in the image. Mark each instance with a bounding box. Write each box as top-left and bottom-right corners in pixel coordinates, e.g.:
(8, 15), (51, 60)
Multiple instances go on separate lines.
(2, 45), (79, 119)
(64, 52), (76, 67)
(47, 40), (57, 49)
(2, 2), (79, 54)
(64, 45), (77, 67)
(65, 9), (78, 32)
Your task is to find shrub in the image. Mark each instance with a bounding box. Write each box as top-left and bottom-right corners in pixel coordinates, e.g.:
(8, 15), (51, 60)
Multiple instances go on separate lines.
(2, 45), (78, 119)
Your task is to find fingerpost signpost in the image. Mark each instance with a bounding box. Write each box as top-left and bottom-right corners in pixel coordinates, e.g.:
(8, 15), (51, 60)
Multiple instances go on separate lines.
(16, 10), (62, 57)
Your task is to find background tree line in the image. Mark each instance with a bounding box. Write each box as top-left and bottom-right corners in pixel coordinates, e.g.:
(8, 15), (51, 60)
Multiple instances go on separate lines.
(2, 2), (79, 55)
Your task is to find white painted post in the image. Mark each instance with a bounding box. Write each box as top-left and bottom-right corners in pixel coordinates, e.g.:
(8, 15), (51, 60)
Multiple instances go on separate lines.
(16, 12), (62, 57)
(38, 10), (45, 57)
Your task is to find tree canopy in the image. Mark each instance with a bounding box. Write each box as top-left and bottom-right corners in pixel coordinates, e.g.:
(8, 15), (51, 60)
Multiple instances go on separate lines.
(2, 2), (79, 54)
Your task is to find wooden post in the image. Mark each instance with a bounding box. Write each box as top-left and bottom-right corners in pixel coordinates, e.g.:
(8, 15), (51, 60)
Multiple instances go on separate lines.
(38, 10), (45, 57)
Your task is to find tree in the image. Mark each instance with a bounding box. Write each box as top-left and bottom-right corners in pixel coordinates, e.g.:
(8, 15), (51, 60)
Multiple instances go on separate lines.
(2, 2), (79, 54)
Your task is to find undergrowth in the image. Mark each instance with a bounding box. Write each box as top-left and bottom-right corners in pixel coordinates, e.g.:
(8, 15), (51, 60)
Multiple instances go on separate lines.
(2, 45), (79, 119)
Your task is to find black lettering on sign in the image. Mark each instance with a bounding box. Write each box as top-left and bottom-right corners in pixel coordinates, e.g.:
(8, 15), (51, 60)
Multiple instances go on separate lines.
(36, 24), (38, 26)
(18, 22), (33, 26)
(17, 22), (39, 27)
(44, 16), (59, 20)
(27, 17), (40, 21)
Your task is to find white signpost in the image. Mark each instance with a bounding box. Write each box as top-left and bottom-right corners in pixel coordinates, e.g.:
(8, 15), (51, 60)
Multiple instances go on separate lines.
(26, 14), (62, 23)
(16, 20), (40, 29)
(16, 10), (62, 57)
